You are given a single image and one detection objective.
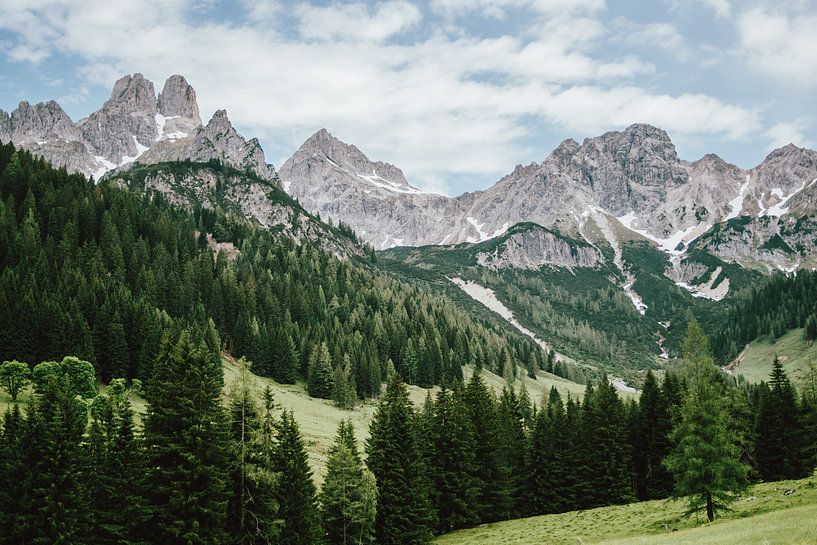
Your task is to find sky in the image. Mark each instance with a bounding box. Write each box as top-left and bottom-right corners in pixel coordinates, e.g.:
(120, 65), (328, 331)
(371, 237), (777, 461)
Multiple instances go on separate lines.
(0, 0), (815, 196)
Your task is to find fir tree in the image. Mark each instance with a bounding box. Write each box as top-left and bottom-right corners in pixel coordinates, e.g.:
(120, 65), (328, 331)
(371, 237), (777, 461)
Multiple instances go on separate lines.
(755, 357), (806, 480)
(366, 376), (433, 545)
(321, 420), (377, 545)
(664, 320), (748, 523)
(143, 331), (231, 545)
(271, 410), (321, 545)
(308, 343), (335, 399)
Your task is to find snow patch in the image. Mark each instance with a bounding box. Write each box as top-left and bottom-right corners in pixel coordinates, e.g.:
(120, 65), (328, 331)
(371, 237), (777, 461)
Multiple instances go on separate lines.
(119, 135), (149, 166)
(154, 114), (186, 141)
(356, 169), (426, 195)
(760, 179), (808, 218)
(675, 266), (729, 301)
(466, 216), (487, 242)
(616, 212), (705, 255)
(592, 211), (647, 314)
(92, 155), (117, 180)
(282, 181), (292, 192)
(724, 175), (750, 221)
(439, 233), (453, 245)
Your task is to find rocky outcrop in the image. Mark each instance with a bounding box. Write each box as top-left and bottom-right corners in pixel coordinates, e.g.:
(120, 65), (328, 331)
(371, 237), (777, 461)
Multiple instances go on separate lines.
(112, 165), (356, 258)
(129, 109), (276, 180)
(475, 226), (602, 270)
(78, 73), (159, 164)
(279, 125), (817, 272)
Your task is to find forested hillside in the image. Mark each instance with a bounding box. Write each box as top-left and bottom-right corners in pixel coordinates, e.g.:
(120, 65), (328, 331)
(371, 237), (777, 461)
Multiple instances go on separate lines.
(0, 142), (586, 400)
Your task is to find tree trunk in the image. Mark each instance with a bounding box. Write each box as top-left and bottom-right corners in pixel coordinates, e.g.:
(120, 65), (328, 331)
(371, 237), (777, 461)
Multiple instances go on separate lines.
(706, 492), (714, 523)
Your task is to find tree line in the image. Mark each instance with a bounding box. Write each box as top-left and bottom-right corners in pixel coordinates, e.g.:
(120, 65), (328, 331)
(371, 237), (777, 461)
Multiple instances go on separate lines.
(3, 319), (817, 544)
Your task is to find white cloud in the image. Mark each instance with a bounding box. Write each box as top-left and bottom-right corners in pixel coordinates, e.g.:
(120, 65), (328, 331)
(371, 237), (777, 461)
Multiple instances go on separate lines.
(431, 0), (605, 19)
(612, 18), (690, 60)
(766, 119), (815, 150)
(0, 0), (773, 193)
(670, 0), (730, 19)
(295, 1), (422, 42)
(736, 7), (817, 86)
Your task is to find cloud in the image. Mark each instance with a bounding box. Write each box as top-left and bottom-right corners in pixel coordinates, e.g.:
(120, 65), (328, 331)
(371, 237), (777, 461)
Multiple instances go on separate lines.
(0, 0), (774, 193)
(295, 1), (422, 42)
(670, 0), (730, 19)
(430, 0), (605, 19)
(766, 119), (815, 150)
(736, 7), (817, 86)
(612, 18), (690, 60)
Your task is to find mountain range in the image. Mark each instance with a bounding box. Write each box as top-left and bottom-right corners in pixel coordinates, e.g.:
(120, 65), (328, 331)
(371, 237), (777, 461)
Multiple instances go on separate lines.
(4, 73), (817, 373)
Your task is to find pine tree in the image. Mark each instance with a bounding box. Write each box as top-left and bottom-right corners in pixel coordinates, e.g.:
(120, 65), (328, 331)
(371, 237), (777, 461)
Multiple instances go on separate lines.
(664, 319), (748, 523)
(308, 343), (335, 399)
(496, 386), (528, 516)
(332, 354), (358, 410)
(633, 370), (674, 500)
(272, 410), (321, 545)
(227, 361), (281, 544)
(366, 376), (433, 545)
(755, 357), (806, 480)
(462, 371), (511, 522)
(143, 331), (231, 545)
(428, 387), (479, 532)
(84, 378), (149, 545)
(321, 420), (377, 545)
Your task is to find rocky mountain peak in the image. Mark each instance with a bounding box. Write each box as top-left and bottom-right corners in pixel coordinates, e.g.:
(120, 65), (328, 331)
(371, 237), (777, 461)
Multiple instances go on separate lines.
(107, 73), (157, 115)
(158, 75), (201, 123)
(1, 99), (81, 144)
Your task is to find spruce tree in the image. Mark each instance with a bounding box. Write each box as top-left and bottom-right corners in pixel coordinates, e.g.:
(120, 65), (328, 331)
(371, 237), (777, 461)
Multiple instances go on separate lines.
(428, 387), (479, 533)
(462, 371), (511, 522)
(271, 410), (321, 545)
(633, 370), (674, 500)
(664, 320), (748, 523)
(755, 357), (806, 480)
(226, 361), (281, 544)
(143, 331), (231, 545)
(366, 376), (433, 545)
(321, 420), (377, 545)
(308, 343), (335, 399)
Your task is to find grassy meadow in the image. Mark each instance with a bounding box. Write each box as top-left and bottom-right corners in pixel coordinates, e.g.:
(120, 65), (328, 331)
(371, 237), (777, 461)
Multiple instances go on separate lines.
(435, 477), (817, 545)
(732, 327), (817, 388)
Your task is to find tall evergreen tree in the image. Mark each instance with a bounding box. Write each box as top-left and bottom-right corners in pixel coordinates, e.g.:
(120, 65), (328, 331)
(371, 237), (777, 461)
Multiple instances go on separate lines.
(143, 331), (231, 545)
(755, 357), (806, 480)
(226, 361), (281, 545)
(664, 319), (748, 523)
(462, 371), (511, 522)
(366, 377), (433, 545)
(633, 370), (674, 500)
(321, 420), (377, 545)
(428, 387), (479, 533)
(271, 410), (321, 545)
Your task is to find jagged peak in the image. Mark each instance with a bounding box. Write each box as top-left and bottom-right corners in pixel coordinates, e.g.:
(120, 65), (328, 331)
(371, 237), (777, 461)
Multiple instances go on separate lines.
(158, 75), (201, 124)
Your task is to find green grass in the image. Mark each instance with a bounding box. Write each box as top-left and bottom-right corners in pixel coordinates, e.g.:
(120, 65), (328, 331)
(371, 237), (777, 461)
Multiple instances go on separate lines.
(435, 477), (817, 545)
(732, 327), (817, 386)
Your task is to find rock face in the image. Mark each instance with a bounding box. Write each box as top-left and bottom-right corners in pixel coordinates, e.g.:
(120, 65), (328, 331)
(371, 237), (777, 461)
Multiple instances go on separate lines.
(78, 73), (159, 164)
(130, 109), (276, 180)
(1, 73), (275, 182)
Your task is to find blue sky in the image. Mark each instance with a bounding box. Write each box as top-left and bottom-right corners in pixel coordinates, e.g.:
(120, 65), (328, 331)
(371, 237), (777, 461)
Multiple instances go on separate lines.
(1, 0), (815, 195)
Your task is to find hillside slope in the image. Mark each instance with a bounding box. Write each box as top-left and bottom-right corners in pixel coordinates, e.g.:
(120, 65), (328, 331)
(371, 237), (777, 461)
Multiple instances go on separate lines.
(434, 477), (817, 545)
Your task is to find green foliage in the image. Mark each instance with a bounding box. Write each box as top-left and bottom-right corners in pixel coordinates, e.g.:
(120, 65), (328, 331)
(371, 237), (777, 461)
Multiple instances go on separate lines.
(321, 420), (377, 545)
(32, 356), (96, 399)
(754, 358), (809, 481)
(0, 359), (30, 401)
(366, 377), (434, 545)
(271, 410), (321, 545)
(664, 320), (749, 522)
(226, 362), (282, 545)
(143, 330), (231, 545)
(308, 342), (335, 399)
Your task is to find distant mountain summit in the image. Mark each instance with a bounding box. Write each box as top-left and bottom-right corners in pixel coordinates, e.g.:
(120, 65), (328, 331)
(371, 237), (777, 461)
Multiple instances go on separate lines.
(0, 73), (275, 181)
